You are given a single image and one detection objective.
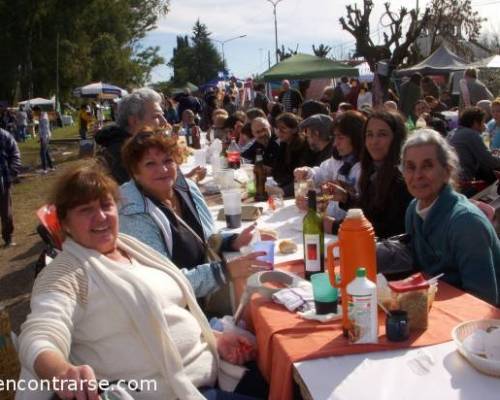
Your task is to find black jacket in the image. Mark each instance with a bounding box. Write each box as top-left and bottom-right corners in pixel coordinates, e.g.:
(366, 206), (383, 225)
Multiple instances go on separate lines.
(94, 124), (132, 184)
(0, 128), (21, 184)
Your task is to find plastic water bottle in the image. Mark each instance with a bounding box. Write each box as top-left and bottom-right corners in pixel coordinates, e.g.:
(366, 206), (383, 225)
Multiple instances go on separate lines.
(346, 267), (378, 344)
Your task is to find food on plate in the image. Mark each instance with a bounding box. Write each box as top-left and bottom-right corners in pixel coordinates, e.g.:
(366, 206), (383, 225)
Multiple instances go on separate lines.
(279, 239), (298, 254)
(258, 227), (278, 241)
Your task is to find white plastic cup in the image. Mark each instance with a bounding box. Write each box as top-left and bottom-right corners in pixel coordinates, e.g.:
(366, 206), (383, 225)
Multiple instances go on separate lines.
(221, 189), (242, 228)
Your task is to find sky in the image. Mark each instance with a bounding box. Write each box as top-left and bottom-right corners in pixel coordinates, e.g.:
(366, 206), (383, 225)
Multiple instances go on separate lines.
(140, 0), (500, 83)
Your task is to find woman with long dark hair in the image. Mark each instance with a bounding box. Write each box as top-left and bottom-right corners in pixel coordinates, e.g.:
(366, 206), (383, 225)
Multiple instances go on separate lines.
(335, 111), (413, 238)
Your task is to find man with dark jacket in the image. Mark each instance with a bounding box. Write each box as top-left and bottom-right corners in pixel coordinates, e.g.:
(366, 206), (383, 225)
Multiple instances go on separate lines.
(94, 88), (168, 184)
(448, 106), (500, 187)
(399, 73), (422, 120)
(174, 89), (202, 120)
(0, 128), (21, 246)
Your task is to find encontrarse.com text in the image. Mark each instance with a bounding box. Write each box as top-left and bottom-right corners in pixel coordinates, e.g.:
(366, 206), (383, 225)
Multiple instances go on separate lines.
(0, 378), (158, 392)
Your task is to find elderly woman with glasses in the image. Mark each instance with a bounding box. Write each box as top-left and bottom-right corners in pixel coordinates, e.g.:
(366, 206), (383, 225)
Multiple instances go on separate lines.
(402, 129), (500, 305)
(118, 131), (271, 301)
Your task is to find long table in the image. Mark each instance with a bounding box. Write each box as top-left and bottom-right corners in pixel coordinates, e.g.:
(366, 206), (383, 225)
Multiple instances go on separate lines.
(248, 260), (500, 400)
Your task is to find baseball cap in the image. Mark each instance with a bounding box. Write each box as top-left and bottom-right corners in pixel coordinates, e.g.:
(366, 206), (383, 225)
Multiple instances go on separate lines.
(298, 114), (333, 139)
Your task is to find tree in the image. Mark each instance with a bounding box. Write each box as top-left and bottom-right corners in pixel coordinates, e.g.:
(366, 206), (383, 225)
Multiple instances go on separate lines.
(424, 0), (486, 57)
(169, 20), (224, 86)
(312, 44), (332, 58)
(0, 0), (169, 104)
(339, 1), (430, 72)
(339, 1), (430, 104)
(277, 44), (299, 61)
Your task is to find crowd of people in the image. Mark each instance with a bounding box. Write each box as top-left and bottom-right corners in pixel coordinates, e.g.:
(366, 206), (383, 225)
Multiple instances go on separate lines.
(8, 72), (500, 400)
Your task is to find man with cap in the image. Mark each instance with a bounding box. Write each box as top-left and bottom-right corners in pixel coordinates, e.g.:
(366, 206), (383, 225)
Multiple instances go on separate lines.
(278, 80), (303, 113)
(300, 114), (333, 166)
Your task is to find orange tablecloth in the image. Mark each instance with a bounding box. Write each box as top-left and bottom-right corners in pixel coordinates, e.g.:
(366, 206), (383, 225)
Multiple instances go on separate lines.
(250, 261), (500, 400)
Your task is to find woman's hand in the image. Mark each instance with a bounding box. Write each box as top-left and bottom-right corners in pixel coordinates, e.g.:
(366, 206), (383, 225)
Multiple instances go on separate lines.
(321, 182), (348, 203)
(231, 223), (257, 251)
(34, 351), (99, 400)
(54, 364), (99, 400)
(294, 167), (311, 181)
(232, 223), (277, 251)
(185, 166), (207, 183)
(217, 332), (256, 365)
(226, 251), (272, 279)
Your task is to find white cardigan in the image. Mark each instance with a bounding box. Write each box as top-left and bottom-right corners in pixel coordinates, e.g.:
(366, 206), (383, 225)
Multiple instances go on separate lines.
(18, 234), (219, 400)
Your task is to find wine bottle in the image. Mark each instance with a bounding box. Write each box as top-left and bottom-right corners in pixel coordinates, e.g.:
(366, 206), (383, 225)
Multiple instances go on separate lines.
(254, 148), (267, 201)
(303, 190), (324, 280)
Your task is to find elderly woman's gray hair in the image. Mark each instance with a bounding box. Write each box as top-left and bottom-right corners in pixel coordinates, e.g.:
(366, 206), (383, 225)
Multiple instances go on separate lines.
(401, 128), (460, 186)
(116, 88), (162, 130)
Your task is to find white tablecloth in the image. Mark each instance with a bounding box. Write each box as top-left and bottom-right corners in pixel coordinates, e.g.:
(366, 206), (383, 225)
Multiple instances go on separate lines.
(210, 199), (337, 265)
(294, 341), (500, 400)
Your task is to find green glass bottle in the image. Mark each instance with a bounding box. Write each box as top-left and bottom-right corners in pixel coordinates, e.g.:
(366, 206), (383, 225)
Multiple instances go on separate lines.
(303, 190), (324, 280)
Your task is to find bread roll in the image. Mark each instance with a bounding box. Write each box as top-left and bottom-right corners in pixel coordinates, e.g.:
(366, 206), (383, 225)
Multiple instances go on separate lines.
(279, 239), (297, 254)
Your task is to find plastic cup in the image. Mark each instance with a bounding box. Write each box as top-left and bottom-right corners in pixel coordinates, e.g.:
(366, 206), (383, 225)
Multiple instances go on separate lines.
(311, 272), (338, 315)
(221, 189), (241, 229)
(217, 168), (235, 190)
(193, 149), (207, 167)
(251, 240), (275, 267)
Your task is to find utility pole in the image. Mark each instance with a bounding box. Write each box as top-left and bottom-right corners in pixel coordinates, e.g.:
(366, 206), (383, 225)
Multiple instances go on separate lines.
(212, 35), (247, 69)
(266, 0), (284, 64)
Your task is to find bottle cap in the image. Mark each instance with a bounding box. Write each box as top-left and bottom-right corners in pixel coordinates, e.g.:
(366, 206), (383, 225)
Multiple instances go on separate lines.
(356, 267), (366, 277)
(346, 208), (364, 219)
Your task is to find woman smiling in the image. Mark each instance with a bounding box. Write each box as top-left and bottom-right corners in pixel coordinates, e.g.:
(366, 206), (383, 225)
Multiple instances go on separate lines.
(119, 131), (271, 301)
(403, 129), (500, 305)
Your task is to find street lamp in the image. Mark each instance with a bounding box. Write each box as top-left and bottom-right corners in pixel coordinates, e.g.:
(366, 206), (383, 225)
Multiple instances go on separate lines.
(266, 0), (284, 64)
(212, 35), (247, 68)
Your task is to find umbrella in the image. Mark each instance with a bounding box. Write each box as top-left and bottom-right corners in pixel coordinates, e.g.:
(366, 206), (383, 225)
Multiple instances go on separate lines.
(73, 82), (128, 99)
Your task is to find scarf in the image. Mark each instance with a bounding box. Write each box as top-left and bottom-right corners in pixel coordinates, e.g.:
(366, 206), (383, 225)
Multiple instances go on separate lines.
(22, 234), (218, 400)
(338, 153), (358, 178)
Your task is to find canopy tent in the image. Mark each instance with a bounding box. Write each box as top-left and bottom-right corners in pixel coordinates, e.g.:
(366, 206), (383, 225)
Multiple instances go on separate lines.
(261, 53), (359, 81)
(471, 54), (500, 68)
(394, 45), (467, 77)
(18, 97), (54, 110)
(171, 82), (199, 95)
(73, 82), (127, 99)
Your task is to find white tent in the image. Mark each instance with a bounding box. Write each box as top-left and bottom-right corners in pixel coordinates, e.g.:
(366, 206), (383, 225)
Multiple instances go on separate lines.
(472, 55), (500, 68)
(18, 97), (54, 108)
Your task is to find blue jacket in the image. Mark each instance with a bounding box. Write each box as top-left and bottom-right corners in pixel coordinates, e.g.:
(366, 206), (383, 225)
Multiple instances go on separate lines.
(406, 185), (500, 306)
(119, 178), (228, 298)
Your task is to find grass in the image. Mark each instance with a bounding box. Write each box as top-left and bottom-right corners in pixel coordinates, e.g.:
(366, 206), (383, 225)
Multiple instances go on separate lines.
(17, 125), (81, 169)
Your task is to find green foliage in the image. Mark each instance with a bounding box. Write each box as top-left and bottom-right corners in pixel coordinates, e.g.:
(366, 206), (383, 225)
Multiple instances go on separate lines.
(0, 0), (169, 105)
(169, 20), (224, 86)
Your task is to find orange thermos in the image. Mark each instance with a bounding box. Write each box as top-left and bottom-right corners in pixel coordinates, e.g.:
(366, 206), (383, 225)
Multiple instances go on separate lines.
(327, 208), (377, 336)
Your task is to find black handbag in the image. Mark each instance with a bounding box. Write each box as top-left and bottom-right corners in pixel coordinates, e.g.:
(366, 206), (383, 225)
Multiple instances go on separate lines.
(376, 233), (415, 278)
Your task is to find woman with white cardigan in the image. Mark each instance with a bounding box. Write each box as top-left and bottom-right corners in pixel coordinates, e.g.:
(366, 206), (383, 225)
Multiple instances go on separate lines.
(18, 162), (263, 400)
